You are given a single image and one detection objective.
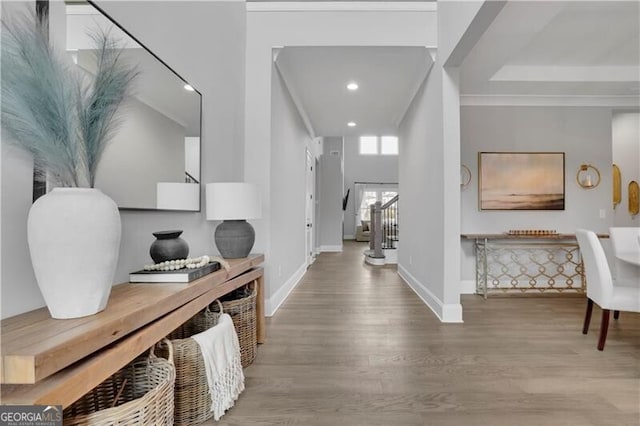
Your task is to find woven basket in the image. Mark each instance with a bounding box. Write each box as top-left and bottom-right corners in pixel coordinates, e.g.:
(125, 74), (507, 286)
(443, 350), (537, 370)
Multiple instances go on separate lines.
(167, 300), (222, 340)
(64, 340), (175, 426)
(161, 301), (223, 425)
(211, 281), (257, 368)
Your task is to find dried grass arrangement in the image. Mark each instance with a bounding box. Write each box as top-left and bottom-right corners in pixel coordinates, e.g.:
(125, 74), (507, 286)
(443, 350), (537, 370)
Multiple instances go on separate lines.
(1, 8), (138, 187)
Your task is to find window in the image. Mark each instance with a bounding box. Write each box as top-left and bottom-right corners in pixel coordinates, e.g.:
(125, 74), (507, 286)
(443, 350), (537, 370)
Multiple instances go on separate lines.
(359, 191), (378, 221)
(380, 136), (398, 155)
(357, 188), (398, 224)
(359, 136), (378, 155)
(359, 136), (398, 155)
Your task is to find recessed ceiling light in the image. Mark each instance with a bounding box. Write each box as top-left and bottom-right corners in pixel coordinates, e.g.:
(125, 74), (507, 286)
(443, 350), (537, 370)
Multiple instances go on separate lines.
(184, 84), (195, 91)
(347, 121), (357, 127)
(347, 82), (359, 91)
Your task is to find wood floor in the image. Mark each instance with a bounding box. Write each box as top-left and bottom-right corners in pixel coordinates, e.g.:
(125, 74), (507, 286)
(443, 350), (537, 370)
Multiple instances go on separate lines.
(215, 241), (640, 425)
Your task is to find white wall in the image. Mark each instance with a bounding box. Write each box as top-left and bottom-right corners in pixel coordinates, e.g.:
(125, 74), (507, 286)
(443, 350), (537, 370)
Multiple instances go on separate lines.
(461, 106), (613, 234)
(342, 136), (398, 238)
(459, 106), (614, 283)
(1, 142), (44, 317)
(1, 0), (47, 317)
(612, 112), (640, 226)
(398, 66), (453, 319)
(318, 155), (344, 249)
(395, 1), (485, 323)
(267, 64), (317, 314)
(1, 1), (246, 318)
(318, 138), (344, 251)
(245, 6), (436, 314)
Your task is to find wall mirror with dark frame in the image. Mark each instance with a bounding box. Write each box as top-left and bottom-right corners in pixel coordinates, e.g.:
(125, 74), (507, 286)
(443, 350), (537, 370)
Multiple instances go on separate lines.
(40, 0), (202, 211)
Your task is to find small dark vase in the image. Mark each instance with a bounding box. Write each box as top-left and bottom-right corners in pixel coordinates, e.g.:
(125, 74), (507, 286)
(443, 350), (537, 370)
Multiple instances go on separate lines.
(150, 230), (189, 263)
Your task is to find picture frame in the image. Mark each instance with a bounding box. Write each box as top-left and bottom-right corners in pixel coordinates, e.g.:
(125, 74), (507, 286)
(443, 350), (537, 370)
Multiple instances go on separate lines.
(478, 152), (565, 211)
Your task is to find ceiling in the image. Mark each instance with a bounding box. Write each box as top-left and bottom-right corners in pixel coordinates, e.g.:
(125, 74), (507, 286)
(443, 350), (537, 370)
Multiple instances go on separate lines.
(275, 46), (433, 137)
(274, 1), (639, 139)
(460, 1), (640, 98)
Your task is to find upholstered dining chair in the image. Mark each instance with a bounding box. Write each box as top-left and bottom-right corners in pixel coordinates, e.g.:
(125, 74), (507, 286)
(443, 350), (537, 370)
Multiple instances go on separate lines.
(609, 227), (640, 280)
(576, 229), (640, 350)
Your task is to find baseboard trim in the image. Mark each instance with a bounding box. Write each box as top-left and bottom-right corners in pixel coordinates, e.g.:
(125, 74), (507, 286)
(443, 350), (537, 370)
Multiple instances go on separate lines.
(319, 245), (343, 252)
(397, 264), (463, 323)
(460, 279), (476, 295)
(266, 262), (306, 317)
(343, 235), (355, 240)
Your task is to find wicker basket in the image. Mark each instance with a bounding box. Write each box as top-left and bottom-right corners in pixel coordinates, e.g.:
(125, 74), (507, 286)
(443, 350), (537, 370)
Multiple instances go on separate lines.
(63, 340), (175, 426)
(161, 301), (223, 425)
(210, 281), (257, 368)
(167, 300), (222, 340)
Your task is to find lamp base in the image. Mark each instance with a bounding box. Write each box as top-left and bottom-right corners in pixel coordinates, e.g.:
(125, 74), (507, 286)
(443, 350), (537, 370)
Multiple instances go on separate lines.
(214, 220), (255, 259)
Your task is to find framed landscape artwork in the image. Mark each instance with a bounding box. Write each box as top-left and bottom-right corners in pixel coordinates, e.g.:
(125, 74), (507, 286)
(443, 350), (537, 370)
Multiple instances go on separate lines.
(478, 152), (565, 210)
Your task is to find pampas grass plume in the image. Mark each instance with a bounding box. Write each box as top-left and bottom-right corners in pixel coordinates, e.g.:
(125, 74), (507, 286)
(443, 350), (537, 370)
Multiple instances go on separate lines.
(1, 8), (138, 187)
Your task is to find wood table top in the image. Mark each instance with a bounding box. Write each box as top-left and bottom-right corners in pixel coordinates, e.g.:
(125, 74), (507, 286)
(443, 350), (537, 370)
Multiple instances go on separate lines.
(1, 254), (264, 385)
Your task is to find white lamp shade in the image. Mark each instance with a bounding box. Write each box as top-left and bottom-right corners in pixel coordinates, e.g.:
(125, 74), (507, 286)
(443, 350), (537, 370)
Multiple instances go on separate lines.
(156, 183), (199, 211)
(206, 183), (262, 220)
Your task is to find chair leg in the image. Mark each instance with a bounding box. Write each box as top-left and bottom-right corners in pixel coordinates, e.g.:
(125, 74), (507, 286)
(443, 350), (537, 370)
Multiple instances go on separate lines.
(582, 298), (593, 335)
(597, 309), (610, 351)
(613, 310), (620, 320)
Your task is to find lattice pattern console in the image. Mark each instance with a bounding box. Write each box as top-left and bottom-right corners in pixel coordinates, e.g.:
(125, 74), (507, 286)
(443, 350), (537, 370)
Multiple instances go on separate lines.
(463, 235), (586, 298)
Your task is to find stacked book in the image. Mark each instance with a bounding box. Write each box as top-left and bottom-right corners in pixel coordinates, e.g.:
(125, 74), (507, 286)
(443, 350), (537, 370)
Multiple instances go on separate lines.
(130, 261), (221, 283)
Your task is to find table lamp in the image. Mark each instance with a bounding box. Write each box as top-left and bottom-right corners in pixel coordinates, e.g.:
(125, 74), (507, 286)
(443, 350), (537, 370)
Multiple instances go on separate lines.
(206, 183), (261, 258)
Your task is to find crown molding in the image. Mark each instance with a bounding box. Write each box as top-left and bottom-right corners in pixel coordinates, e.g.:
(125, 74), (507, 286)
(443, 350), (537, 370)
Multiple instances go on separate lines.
(273, 50), (317, 139)
(394, 49), (435, 127)
(247, 2), (437, 12)
(460, 95), (640, 108)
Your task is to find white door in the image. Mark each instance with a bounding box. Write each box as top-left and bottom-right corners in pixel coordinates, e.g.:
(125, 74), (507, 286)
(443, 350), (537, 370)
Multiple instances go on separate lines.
(305, 149), (315, 267)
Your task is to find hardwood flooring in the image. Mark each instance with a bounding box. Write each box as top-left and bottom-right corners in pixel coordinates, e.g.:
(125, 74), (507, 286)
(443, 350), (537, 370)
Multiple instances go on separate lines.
(214, 241), (640, 425)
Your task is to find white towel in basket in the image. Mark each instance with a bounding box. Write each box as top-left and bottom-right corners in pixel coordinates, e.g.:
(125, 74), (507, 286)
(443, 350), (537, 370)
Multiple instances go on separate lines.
(192, 313), (245, 420)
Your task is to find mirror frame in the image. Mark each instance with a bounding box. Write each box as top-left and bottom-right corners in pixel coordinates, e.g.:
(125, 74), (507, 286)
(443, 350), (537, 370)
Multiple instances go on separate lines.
(34, 0), (203, 212)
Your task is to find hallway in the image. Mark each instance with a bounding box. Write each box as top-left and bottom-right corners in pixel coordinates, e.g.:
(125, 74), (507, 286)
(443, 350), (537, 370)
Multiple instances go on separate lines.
(217, 241), (640, 425)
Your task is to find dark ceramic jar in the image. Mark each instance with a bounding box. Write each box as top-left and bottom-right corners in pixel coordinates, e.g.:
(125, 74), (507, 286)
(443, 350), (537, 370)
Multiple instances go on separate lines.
(150, 230), (189, 263)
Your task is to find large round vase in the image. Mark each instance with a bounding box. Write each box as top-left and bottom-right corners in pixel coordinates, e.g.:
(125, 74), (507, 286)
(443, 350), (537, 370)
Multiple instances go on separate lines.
(27, 188), (121, 319)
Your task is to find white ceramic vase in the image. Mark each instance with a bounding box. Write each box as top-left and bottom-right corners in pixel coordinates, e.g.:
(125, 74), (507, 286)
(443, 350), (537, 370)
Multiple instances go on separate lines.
(27, 188), (121, 319)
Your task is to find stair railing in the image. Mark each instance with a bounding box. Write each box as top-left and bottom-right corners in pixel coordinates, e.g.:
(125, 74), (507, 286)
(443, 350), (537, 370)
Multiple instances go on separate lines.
(369, 195), (399, 259)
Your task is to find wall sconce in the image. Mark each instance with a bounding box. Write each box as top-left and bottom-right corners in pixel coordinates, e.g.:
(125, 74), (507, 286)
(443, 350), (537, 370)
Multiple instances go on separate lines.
(613, 164), (621, 209)
(576, 164), (601, 189)
(461, 164), (472, 188)
(629, 181), (639, 216)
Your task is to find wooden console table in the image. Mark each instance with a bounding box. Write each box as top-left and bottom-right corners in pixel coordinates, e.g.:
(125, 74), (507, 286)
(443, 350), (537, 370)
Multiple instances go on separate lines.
(1, 254), (264, 407)
(461, 234), (598, 297)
